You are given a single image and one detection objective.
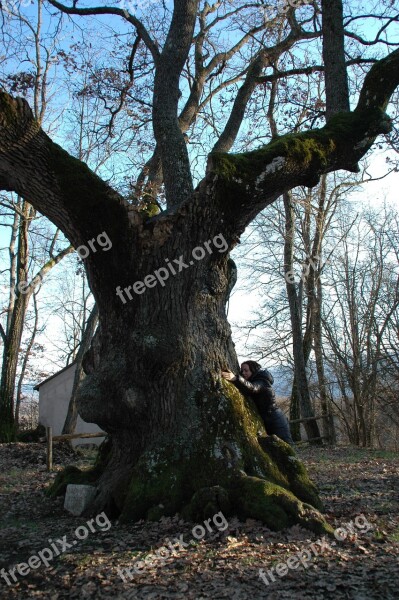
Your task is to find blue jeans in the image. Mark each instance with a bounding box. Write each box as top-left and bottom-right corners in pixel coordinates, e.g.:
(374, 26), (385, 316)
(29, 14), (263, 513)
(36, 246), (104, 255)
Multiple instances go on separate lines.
(263, 408), (294, 446)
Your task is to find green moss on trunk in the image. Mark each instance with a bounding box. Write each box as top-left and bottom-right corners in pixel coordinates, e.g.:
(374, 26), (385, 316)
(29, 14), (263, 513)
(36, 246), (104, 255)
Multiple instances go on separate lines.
(48, 384), (331, 534)
(258, 436), (323, 510)
(231, 474), (333, 535)
(208, 107), (390, 210)
(210, 108), (387, 183)
(114, 382), (331, 533)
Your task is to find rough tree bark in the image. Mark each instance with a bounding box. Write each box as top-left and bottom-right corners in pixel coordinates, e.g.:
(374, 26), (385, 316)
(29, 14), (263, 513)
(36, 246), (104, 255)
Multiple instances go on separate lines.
(1, 28), (398, 530)
(321, 0), (350, 120)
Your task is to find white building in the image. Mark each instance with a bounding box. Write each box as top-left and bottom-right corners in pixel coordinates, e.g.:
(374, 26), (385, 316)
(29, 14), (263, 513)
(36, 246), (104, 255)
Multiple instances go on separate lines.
(35, 362), (105, 447)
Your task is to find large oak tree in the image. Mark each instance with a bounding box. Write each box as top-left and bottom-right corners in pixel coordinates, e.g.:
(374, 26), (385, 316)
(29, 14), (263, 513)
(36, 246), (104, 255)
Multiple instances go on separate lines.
(1, 0), (398, 530)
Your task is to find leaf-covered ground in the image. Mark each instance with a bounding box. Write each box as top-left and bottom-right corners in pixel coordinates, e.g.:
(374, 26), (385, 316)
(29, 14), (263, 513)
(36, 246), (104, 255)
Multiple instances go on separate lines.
(0, 442), (398, 599)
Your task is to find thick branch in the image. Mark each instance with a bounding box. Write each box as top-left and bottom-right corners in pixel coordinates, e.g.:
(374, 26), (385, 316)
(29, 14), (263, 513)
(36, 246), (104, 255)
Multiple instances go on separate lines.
(152, 0), (197, 208)
(0, 93), (134, 304)
(321, 0), (349, 119)
(212, 50), (270, 154)
(206, 49), (399, 234)
(140, 10), (268, 203)
(357, 48), (399, 112)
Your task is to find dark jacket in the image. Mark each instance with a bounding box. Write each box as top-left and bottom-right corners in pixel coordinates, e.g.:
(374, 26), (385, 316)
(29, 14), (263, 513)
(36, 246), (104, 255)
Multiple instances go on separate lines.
(233, 368), (277, 420)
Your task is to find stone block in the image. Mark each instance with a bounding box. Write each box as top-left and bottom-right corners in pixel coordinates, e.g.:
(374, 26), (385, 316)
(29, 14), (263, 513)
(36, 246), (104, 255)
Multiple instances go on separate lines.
(64, 484), (96, 516)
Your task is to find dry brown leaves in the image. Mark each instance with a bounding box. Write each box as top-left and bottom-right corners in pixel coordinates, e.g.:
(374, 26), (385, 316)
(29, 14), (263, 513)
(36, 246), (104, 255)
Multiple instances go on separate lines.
(0, 443), (398, 599)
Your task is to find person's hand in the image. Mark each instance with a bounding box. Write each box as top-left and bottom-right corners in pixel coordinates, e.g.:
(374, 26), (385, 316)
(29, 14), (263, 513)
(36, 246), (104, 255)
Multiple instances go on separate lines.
(221, 370), (237, 382)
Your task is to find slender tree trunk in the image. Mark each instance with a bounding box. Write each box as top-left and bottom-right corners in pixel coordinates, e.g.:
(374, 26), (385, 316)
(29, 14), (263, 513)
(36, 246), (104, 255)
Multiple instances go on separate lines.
(0, 201), (30, 441)
(62, 303), (99, 435)
(15, 292), (40, 428)
(283, 192), (322, 444)
(357, 398), (368, 447)
(0, 299), (27, 440)
(312, 176), (335, 444)
(289, 379), (301, 442)
(314, 274), (336, 444)
(0, 200), (73, 441)
(6, 198), (21, 332)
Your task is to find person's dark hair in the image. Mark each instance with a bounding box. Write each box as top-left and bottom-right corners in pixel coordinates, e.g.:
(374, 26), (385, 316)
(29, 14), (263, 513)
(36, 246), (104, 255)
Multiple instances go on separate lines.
(241, 360), (262, 375)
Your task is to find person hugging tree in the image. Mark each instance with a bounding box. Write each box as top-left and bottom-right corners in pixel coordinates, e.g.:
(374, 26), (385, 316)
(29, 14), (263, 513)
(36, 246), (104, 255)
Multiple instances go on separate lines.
(222, 361), (294, 447)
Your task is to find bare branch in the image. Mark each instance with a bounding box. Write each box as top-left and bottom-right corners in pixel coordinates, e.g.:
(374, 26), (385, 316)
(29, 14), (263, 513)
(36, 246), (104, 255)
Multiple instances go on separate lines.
(255, 59), (376, 84)
(46, 0), (160, 62)
(213, 29), (321, 153)
(26, 244), (74, 297)
(0, 321), (6, 343)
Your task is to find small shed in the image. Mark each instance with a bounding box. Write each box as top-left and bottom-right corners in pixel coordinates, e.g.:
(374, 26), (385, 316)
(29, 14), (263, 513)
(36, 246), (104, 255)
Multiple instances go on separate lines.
(35, 362), (105, 447)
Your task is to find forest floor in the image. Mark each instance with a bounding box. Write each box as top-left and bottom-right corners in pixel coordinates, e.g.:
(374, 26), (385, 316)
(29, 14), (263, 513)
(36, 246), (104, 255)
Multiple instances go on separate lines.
(0, 442), (398, 600)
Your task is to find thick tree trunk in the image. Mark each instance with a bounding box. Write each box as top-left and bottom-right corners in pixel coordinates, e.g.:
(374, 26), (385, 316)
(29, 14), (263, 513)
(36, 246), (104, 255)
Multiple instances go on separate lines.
(3, 44), (399, 527)
(49, 212), (329, 532)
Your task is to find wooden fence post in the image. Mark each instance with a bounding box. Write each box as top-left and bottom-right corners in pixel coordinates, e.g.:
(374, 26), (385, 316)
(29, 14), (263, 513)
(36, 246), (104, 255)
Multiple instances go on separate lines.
(43, 430), (105, 471)
(46, 426), (53, 472)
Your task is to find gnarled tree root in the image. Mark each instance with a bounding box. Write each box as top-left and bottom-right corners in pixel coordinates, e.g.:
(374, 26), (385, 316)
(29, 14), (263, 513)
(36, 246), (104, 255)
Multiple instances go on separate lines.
(48, 435), (332, 535)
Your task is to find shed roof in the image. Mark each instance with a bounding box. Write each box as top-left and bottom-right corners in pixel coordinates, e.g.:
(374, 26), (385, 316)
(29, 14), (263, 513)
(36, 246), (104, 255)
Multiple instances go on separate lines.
(34, 361), (77, 391)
